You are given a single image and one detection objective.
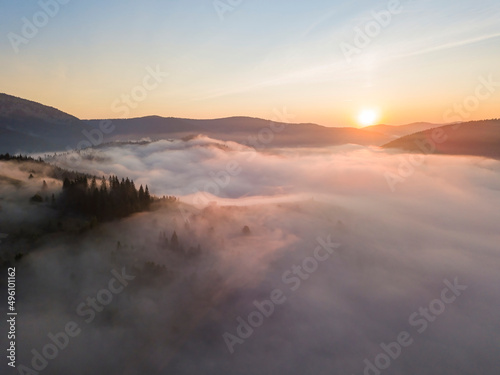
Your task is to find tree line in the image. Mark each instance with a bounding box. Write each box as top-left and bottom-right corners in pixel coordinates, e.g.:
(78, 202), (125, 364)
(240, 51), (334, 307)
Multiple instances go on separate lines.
(61, 175), (152, 220)
(1, 153), (177, 222)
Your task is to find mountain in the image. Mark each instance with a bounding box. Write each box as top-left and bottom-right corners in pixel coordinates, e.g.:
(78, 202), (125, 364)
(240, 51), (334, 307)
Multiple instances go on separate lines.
(0, 93), (90, 154)
(0, 94), (393, 153)
(7, 93), (498, 156)
(87, 116), (392, 148)
(382, 119), (500, 159)
(364, 122), (439, 139)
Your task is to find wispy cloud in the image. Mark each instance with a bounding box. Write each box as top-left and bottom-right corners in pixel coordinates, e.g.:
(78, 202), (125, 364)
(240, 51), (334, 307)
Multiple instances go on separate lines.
(393, 32), (500, 60)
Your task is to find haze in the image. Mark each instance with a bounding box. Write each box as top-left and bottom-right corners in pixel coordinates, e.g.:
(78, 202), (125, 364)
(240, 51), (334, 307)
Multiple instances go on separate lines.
(1, 1), (499, 375)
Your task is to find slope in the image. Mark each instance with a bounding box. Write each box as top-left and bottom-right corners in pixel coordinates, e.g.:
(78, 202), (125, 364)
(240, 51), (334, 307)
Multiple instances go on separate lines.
(382, 119), (500, 159)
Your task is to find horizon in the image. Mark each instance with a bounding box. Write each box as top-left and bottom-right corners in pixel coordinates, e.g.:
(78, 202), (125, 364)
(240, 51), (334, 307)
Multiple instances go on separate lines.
(1, 2), (500, 374)
(1, 1), (499, 127)
(2, 91), (497, 129)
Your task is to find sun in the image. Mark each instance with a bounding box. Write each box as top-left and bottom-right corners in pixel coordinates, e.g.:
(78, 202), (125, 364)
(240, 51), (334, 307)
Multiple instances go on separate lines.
(357, 109), (379, 127)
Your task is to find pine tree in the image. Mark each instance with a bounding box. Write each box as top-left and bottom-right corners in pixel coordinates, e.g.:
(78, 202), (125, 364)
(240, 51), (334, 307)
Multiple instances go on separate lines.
(170, 231), (179, 250)
(90, 176), (97, 192)
(138, 185), (145, 208)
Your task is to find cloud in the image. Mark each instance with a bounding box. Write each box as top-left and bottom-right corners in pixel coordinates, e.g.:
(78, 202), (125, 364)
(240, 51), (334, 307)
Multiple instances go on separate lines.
(3, 138), (500, 374)
(392, 32), (500, 60)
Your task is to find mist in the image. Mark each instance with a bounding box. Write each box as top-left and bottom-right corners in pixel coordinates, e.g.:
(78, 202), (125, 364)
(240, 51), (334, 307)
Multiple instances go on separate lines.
(2, 137), (500, 374)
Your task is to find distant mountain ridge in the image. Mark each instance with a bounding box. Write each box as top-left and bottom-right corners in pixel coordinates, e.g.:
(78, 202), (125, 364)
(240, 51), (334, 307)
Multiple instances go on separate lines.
(0, 93), (79, 124)
(382, 119), (500, 159)
(1, 93), (499, 158)
(0, 93), (393, 152)
(364, 122), (440, 138)
(0, 93), (89, 154)
(86, 116), (392, 148)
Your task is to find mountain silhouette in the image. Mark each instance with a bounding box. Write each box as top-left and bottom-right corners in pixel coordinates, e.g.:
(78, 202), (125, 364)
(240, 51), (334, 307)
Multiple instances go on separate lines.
(382, 119), (500, 159)
(2, 93), (499, 157)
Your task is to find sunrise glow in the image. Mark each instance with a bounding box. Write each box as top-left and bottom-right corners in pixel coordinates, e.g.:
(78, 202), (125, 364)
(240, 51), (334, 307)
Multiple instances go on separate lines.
(357, 109), (379, 127)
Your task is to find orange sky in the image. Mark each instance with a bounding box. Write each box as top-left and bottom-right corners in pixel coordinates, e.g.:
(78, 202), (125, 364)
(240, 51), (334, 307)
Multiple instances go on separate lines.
(1, 1), (499, 127)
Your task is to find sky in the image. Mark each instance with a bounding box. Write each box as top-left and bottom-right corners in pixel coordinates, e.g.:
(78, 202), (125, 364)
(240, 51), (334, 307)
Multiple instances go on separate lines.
(0, 0), (499, 127)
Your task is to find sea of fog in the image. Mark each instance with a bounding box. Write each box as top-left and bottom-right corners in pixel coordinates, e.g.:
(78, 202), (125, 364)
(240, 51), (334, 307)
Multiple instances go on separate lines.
(4, 136), (500, 374)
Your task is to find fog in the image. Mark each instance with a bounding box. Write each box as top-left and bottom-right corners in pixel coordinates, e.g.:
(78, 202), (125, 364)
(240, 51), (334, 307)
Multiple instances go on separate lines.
(2, 137), (500, 374)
